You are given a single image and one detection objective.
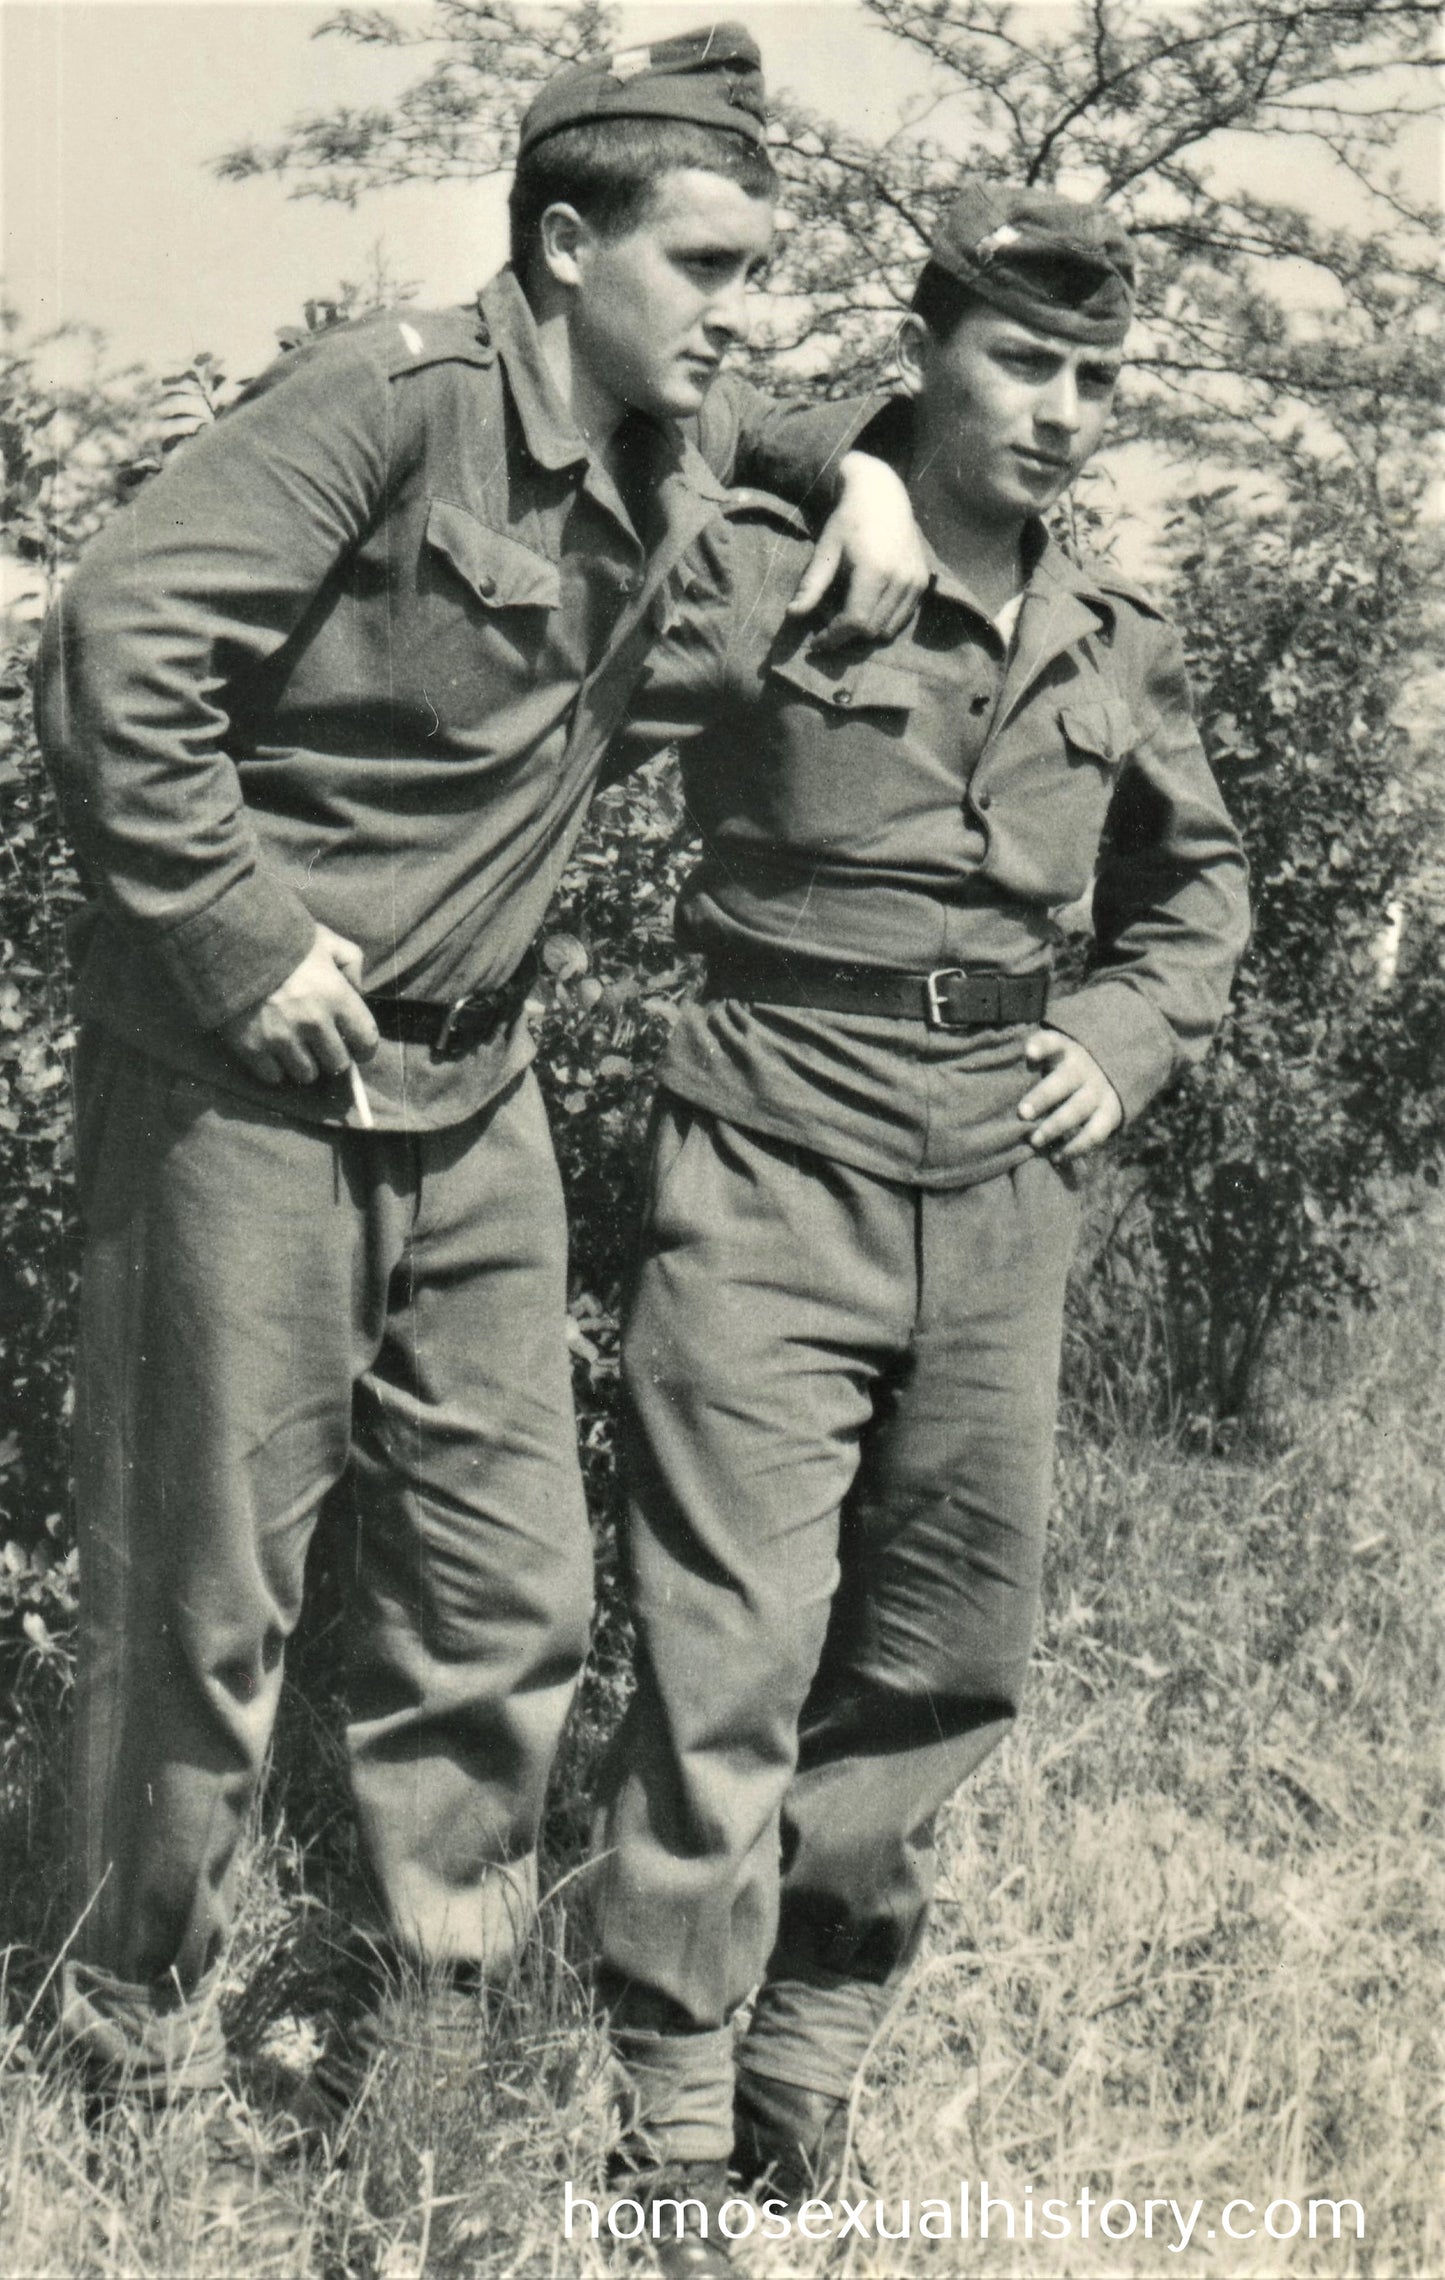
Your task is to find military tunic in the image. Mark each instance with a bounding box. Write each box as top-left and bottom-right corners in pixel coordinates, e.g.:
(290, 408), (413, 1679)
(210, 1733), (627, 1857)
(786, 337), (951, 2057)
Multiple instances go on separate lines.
(612, 489), (1248, 1178)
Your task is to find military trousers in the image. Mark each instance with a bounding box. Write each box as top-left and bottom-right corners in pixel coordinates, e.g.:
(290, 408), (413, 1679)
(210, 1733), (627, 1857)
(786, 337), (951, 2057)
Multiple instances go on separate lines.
(61, 1033), (592, 2094)
(596, 1100), (1079, 2159)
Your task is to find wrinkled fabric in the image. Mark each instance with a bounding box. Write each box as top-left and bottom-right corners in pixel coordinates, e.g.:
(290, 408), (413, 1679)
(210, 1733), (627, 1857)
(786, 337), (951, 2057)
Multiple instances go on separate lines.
(36, 271), (874, 1132)
(64, 1035), (589, 2084)
(613, 488), (1249, 1167)
(597, 1105), (1079, 2095)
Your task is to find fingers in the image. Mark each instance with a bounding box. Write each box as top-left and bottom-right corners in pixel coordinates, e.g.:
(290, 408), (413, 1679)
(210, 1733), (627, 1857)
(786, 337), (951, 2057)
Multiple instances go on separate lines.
(321, 927), (367, 989)
(1018, 1028), (1071, 1123)
(1057, 1100), (1121, 1160)
(230, 1043), (287, 1088)
(1025, 1086), (1099, 1153)
(288, 983), (378, 1080)
(806, 570), (914, 652)
(219, 936), (379, 1086)
(336, 989), (380, 1064)
(1018, 1029), (1122, 1156)
(784, 530), (844, 622)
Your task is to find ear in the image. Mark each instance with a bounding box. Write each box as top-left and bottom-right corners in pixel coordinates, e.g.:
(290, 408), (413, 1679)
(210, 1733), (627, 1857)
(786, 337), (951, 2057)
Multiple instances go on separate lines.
(538, 202), (592, 292)
(895, 312), (931, 399)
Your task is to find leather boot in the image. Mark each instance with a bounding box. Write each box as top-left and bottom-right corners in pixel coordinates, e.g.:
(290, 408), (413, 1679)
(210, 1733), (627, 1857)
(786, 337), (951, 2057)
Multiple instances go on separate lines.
(608, 2157), (735, 2277)
(731, 2070), (865, 2207)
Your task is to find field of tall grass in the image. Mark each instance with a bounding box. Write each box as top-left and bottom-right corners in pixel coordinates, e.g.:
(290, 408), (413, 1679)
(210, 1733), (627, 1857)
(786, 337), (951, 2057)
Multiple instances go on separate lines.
(2, 1207), (1440, 2280)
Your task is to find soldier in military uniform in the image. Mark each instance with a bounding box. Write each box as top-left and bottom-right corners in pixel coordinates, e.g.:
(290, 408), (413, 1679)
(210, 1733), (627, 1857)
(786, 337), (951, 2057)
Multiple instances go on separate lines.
(34, 23), (929, 2126)
(592, 181), (1250, 2267)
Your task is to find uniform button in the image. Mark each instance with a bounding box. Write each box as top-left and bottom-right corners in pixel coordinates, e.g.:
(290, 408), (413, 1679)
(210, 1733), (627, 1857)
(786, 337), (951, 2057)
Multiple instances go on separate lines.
(976, 789), (993, 810)
(834, 687), (854, 706)
(475, 573), (497, 600)
(970, 693), (991, 714)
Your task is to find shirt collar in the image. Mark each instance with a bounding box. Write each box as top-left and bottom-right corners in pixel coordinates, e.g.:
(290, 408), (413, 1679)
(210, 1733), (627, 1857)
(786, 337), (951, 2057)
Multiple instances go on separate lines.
(476, 267), (728, 506)
(924, 519), (1120, 628)
(478, 268), (591, 474)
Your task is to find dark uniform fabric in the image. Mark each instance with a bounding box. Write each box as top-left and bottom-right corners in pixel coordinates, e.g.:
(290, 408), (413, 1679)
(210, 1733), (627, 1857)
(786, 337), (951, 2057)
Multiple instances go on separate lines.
(40, 270), (871, 1131)
(926, 176), (1136, 345)
(610, 485), (1249, 1177)
(518, 20), (768, 153)
(35, 274), (875, 2086)
(594, 487), (1248, 2150)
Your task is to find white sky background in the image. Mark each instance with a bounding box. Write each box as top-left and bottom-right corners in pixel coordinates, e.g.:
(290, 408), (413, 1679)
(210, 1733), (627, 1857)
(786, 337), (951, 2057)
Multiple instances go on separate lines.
(5, 0), (959, 379)
(6, 0), (1439, 383)
(1, 0), (1439, 592)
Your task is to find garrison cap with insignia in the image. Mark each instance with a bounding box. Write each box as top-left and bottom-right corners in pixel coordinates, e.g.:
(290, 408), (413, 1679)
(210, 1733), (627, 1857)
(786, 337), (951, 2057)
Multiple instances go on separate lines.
(928, 178), (1134, 346)
(518, 22), (767, 156)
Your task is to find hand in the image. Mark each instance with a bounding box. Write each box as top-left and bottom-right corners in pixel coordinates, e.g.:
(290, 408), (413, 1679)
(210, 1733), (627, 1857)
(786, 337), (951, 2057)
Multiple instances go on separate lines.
(219, 924), (379, 1087)
(786, 451), (929, 651)
(1019, 1029), (1123, 1160)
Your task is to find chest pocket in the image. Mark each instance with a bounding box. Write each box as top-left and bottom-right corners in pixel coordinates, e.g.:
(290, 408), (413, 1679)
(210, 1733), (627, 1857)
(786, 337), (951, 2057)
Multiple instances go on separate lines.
(767, 648), (916, 717)
(425, 500), (561, 612)
(1059, 697), (1135, 770)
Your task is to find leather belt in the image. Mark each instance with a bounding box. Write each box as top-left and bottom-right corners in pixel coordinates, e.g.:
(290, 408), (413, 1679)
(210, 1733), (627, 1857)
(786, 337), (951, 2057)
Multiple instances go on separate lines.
(703, 955), (1049, 1031)
(364, 964), (534, 1058)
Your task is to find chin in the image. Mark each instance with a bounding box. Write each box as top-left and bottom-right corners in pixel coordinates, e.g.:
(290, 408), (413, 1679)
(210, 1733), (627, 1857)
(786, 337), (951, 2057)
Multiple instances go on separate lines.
(656, 373), (713, 418)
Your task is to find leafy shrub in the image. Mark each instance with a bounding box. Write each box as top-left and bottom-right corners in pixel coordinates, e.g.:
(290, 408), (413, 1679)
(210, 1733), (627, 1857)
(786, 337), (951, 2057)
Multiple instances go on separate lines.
(1096, 475), (1445, 1425)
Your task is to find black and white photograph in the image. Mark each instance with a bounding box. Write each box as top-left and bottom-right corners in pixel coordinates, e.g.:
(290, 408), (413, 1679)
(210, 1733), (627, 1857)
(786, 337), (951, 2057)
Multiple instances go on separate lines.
(1, 1), (1441, 2272)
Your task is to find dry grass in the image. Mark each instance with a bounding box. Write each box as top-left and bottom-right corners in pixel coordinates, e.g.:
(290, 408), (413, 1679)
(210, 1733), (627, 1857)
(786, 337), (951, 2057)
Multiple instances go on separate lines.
(2, 1215), (1441, 2279)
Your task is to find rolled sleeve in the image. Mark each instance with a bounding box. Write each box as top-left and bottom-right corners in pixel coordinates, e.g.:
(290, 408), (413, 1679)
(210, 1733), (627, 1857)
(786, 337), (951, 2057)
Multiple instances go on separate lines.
(35, 334), (393, 1029)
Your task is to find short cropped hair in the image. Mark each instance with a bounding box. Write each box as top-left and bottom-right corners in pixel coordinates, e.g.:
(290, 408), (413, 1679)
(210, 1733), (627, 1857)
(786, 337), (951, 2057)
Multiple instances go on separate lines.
(908, 260), (982, 345)
(509, 117), (778, 289)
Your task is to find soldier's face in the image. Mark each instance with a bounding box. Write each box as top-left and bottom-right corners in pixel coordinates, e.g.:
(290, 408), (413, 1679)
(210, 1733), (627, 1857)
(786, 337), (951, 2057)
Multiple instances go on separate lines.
(902, 305), (1122, 527)
(561, 167), (774, 423)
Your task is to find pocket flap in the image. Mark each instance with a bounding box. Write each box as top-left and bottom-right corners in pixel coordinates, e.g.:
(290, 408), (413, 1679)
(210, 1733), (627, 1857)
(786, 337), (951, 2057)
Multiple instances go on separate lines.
(768, 648), (915, 714)
(1059, 699), (1134, 763)
(426, 500), (561, 610)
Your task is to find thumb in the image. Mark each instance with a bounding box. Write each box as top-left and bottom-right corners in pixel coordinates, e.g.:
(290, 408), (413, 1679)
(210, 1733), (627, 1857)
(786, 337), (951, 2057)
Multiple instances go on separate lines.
(319, 926), (367, 986)
(1023, 1026), (1061, 1065)
(785, 529), (843, 619)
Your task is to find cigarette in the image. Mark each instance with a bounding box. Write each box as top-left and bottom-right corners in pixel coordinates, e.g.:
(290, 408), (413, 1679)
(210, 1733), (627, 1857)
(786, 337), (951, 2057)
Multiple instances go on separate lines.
(348, 1062), (375, 1130)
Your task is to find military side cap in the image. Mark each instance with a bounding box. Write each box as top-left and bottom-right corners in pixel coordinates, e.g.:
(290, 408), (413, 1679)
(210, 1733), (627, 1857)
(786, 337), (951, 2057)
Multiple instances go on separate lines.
(928, 178), (1134, 345)
(518, 22), (767, 156)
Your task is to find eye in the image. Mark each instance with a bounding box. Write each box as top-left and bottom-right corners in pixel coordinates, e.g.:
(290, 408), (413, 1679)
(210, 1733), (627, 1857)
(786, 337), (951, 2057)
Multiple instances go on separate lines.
(678, 251), (739, 282)
(999, 347), (1056, 379)
(1080, 364), (1121, 398)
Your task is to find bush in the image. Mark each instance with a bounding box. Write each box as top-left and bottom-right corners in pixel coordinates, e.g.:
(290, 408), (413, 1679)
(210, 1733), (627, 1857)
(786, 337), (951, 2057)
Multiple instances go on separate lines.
(1098, 474), (1445, 1425)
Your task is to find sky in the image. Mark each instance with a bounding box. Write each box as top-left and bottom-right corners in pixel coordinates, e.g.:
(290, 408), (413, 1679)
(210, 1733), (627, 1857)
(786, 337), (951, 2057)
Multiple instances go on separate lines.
(7, 0), (1437, 388)
(4, 0), (948, 379)
(1, 0), (1438, 599)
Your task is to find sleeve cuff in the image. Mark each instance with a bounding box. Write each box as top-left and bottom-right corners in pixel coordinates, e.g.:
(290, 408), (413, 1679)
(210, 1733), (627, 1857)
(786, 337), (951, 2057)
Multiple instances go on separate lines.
(1046, 983), (1178, 1123)
(151, 874), (318, 1031)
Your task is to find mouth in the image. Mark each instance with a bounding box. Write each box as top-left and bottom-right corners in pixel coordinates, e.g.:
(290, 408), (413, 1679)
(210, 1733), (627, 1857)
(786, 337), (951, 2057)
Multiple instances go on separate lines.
(1013, 447), (1071, 476)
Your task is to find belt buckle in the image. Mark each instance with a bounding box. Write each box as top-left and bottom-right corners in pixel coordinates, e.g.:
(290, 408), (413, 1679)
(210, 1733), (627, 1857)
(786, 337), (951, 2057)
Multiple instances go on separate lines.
(434, 993), (476, 1055)
(924, 966), (968, 1030)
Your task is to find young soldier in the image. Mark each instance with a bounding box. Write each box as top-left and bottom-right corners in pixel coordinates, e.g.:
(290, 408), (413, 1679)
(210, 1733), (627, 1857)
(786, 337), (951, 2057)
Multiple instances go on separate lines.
(35, 23), (927, 2131)
(594, 180), (1250, 2269)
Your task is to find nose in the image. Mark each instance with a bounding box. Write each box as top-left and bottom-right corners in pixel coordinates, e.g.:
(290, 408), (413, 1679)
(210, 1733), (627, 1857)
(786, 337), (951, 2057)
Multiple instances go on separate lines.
(705, 268), (752, 347)
(1038, 364), (1082, 436)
